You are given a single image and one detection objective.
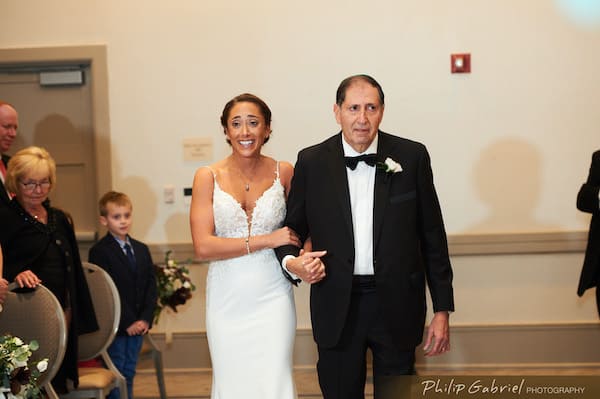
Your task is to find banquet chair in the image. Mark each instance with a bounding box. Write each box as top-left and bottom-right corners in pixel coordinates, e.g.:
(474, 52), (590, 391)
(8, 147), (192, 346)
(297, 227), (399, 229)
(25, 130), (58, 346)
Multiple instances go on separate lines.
(60, 262), (127, 399)
(0, 282), (67, 399)
(139, 334), (167, 399)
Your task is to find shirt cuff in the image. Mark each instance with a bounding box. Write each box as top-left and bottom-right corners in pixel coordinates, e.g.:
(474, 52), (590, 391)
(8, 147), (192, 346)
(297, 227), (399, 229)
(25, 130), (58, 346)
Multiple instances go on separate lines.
(282, 255), (300, 282)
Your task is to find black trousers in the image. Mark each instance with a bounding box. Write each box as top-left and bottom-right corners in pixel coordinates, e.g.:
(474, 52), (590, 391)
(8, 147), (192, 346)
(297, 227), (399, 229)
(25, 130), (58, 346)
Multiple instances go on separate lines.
(317, 276), (415, 399)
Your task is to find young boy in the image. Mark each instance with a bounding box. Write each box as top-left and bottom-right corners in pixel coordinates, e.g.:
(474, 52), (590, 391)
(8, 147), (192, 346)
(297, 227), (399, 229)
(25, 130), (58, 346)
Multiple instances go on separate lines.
(89, 191), (157, 399)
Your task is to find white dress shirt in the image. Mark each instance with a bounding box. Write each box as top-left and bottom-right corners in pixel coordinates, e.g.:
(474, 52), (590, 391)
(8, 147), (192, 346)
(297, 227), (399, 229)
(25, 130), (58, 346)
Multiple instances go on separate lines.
(283, 135), (379, 279)
(342, 135), (378, 275)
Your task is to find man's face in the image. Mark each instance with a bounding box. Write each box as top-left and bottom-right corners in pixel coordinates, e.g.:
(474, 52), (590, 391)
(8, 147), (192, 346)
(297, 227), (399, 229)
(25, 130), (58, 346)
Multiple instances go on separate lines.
(0, 105), (18, 154)
(334, 81), (384, 153)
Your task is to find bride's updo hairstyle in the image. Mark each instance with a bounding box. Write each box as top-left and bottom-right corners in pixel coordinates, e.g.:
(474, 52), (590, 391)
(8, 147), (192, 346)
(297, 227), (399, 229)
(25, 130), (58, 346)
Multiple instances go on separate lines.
(220, 93), (272, 145)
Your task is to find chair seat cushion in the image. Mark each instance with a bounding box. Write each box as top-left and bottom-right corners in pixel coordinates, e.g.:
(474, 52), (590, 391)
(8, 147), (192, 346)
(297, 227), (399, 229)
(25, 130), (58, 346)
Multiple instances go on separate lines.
(77, 367), (116, 388)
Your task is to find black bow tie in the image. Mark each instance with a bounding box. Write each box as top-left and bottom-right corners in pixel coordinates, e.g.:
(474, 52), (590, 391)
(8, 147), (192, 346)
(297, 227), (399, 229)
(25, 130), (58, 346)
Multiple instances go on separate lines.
(345, 154), (377, 170)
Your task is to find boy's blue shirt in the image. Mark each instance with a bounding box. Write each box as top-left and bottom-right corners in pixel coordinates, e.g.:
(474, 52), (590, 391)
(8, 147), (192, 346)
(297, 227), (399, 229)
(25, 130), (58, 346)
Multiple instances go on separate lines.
(109, 233), (134, 256)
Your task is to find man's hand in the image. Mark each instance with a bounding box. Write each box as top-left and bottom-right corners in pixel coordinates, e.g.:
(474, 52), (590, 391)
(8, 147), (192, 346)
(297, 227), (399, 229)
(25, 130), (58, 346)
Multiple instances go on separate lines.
(286, 250), (327, 284)
(423, 311), (450, 357)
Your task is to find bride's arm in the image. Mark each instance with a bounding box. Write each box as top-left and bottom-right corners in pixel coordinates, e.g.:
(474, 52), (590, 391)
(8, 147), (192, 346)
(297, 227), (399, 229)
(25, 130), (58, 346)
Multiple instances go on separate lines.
(279, 161), (294, 199)
(280, 161), (311, 252)
(190, 167), (299, 261)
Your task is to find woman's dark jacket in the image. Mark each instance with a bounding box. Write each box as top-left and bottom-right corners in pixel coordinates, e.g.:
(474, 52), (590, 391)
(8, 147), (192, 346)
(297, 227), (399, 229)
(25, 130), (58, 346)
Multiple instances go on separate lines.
(0, 199), (99, 392)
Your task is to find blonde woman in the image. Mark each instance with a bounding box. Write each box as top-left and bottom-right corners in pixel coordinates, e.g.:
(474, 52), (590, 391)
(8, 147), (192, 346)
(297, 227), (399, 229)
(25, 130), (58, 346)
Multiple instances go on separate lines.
(0, 146), (98, 393)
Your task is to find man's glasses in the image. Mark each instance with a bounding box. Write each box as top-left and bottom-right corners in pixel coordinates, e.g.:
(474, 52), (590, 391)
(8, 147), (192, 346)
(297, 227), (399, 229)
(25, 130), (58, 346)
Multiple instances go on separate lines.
(20, 180), (51, 191)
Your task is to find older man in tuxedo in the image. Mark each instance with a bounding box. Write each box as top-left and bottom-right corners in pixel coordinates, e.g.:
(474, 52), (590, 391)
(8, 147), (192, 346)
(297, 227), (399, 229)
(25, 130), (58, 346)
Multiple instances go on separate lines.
(0, 101), (18, 206)
(277, 75), (455, 399)
(577, 150), (600, 314)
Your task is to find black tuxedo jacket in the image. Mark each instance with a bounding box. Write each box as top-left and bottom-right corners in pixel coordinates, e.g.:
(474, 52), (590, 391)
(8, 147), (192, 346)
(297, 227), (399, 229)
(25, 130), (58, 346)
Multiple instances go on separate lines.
(0, 154), (11, 206)
(89, 233), (158, 334)
(276, 131), (454, 350)
(577, 150), (600, 311)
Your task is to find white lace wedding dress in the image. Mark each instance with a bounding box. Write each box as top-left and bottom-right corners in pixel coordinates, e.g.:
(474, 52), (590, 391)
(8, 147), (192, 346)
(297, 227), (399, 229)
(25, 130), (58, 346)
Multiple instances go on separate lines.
(206, 164), (297, 399)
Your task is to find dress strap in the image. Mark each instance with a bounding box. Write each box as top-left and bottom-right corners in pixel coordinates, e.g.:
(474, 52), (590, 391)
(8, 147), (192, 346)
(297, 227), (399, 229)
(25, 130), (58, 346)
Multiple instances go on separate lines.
(205, 166), (217, 182)
(275, 161), (280, 179)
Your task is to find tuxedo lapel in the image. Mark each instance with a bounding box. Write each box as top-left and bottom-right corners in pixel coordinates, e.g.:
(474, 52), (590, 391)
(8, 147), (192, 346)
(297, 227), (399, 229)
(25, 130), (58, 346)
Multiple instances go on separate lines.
(0, 180), (9, 204)
(373, 132), (394, 254)
(325, 135), (354, 239)
(0, 154), (11, 205)
(130, 240), (145, 273)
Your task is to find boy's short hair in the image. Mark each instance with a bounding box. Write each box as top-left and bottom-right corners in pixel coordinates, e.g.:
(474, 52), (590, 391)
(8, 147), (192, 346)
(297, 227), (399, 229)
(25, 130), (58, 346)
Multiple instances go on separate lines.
(99, 191), (132, 216)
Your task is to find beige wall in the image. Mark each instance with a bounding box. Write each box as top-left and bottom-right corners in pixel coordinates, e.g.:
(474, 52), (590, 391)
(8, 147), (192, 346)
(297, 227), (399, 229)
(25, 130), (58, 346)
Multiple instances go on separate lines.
(147, 250), (597, 332)
(3, 1), (599, 241)
(2, 1), (600, 330)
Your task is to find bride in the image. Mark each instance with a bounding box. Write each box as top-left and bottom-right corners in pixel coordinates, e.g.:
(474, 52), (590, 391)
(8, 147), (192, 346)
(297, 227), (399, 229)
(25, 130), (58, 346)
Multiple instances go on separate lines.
(190, 93), (302, 398)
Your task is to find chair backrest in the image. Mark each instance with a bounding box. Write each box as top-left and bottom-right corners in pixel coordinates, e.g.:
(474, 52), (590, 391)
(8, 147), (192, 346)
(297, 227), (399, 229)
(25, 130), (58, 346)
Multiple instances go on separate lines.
(78, 262), (121, 361)
(0, 283), (67, 388)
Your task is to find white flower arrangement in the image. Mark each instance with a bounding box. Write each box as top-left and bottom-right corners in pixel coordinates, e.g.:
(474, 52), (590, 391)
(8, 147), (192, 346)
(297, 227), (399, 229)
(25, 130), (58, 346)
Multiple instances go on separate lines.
(0, 335), (48, 399)
(153, 251), (196, 324)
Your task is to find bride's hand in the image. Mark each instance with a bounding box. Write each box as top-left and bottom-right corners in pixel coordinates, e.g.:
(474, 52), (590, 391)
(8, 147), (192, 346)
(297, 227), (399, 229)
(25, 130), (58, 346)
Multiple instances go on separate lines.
(268, 227), (301, 248)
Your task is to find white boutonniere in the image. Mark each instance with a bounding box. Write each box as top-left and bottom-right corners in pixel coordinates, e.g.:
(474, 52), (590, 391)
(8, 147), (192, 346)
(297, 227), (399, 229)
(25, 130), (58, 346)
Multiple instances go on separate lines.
(377, 157), (402, 174)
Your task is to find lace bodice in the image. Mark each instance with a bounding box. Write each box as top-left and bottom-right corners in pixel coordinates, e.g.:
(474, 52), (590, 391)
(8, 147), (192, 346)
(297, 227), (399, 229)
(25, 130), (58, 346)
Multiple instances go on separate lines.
(210, 165), (286, 239)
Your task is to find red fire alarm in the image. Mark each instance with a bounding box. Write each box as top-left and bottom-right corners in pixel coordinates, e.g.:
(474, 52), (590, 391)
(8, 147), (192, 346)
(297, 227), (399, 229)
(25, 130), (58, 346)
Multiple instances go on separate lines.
(451, 53), (471, 73)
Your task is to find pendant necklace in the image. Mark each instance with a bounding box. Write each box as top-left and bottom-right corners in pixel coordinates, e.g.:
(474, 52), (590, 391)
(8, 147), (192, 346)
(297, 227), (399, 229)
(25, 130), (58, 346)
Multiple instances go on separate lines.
(28, 207), (47, 223)
(231, 156), (260, 193)
(235, 165), (257, 192)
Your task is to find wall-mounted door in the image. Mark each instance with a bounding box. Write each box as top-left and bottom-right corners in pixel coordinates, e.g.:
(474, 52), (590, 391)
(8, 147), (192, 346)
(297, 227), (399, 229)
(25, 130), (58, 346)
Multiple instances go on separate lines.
(0, 66), (97, 239)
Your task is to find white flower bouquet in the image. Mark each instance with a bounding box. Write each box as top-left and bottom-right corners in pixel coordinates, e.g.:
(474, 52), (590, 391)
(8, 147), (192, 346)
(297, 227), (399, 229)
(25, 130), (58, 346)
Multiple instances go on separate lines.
(153, 251), (196, 324)
(0, 335), (48, 399)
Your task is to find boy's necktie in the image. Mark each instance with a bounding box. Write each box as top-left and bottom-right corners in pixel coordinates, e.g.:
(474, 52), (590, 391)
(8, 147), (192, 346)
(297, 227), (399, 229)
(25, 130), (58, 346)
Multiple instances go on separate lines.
(124, 243), (136, 270)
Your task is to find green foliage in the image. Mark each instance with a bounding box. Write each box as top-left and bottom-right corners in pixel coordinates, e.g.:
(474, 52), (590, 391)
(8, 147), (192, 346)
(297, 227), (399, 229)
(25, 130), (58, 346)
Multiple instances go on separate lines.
(0, 335), (48, 399)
